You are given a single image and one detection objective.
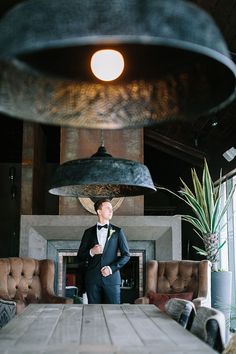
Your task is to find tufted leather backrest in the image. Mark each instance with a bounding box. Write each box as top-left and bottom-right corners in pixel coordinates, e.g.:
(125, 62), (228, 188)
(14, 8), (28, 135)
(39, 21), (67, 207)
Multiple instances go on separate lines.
(146, 260), (210, 300)
(157, 260), (201, 297)
(0, 257), (56, 311)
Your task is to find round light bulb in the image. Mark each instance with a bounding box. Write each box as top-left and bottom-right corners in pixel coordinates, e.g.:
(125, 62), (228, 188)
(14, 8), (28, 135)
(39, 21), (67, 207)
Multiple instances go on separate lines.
(90, 49), (124, 81)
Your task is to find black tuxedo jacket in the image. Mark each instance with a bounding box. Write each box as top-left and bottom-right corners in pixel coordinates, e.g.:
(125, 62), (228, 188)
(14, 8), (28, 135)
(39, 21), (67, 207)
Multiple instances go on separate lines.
(77, 224), (130, 286)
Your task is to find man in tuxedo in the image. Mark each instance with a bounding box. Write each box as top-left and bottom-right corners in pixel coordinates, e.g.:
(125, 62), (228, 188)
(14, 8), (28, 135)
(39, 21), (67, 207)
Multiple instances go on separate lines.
(77, 199), (130, 304)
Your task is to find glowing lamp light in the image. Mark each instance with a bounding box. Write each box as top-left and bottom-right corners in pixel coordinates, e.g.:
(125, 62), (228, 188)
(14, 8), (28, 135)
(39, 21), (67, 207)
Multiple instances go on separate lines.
(90, 49), (124, 81)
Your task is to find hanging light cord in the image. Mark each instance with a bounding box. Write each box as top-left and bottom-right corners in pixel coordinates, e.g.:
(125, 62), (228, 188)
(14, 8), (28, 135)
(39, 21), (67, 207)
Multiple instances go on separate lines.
(100, 130), (104, 147)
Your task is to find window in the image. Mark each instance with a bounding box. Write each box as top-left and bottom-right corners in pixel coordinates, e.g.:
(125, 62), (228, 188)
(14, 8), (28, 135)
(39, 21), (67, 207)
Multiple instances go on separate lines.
(219, 175), (236, 309)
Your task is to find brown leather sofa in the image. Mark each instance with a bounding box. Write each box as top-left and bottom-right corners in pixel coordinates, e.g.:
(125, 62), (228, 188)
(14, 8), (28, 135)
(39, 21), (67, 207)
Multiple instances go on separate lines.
(135, 260), (211, 309)
(0, 257), (73, 314)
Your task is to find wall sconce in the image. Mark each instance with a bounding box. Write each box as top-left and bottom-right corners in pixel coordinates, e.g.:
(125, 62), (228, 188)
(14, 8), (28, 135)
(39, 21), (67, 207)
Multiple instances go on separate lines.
(9, 166), (17, 199)
(10, 185), (17, 200)
(0, 0), (235, 129)
(9, 166), (16, 183)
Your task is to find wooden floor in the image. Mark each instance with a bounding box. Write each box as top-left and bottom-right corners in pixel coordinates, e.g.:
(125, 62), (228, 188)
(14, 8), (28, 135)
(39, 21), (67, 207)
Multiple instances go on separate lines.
(0, 304), (217, 354)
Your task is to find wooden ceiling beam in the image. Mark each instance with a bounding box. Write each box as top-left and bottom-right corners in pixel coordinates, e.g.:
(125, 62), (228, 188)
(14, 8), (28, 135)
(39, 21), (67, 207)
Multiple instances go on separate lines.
(145, 129), (206, 167)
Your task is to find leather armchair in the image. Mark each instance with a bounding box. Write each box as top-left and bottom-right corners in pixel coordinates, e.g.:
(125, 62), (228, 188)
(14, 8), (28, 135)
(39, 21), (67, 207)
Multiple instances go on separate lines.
(135, 260), (211, 308)
(0, 257), (73, 314)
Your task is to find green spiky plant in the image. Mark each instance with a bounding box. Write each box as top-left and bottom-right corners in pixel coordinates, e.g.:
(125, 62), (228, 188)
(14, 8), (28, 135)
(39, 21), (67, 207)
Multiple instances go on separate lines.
(158, 159), (235, 272)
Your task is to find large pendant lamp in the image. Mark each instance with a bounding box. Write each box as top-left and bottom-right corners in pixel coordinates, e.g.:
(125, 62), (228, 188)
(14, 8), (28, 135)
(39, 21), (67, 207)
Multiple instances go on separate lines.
(0, 0), (235, 129)
(49, 145), (156, 198)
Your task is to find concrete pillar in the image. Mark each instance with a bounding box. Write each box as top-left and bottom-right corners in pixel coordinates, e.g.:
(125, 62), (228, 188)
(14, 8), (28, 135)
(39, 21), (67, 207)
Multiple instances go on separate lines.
(21, 123), (46, 214)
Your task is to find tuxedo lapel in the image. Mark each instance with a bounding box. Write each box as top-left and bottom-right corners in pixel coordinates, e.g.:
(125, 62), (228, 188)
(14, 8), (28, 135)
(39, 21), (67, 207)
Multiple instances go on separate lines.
(90, 225), (98, 245)
(103, 224), (116, 254)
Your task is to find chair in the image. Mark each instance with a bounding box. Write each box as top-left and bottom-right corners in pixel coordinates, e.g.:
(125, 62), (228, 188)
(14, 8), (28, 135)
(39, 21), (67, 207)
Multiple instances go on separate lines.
(164, 298), (196, 329)
(0, 298), (16, 328)
(135, 260), (211, 310)
(190, 306), (226, 353)
(0, 257), (73, 315)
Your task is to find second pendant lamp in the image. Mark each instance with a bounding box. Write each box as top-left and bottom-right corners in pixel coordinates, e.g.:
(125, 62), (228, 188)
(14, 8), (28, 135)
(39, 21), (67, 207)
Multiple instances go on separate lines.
(49, 144), (156, 198)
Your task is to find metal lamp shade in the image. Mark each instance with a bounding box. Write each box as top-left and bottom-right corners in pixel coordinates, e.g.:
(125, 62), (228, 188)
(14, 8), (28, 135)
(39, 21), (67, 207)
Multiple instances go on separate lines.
(0, 0), (235, 129)
(49, 146), (156, 198)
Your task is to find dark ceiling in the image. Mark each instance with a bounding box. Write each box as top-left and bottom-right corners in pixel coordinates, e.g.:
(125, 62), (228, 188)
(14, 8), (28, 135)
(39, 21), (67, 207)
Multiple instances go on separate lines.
(0, 0), (235, 183)
(145, 0), (236, 179)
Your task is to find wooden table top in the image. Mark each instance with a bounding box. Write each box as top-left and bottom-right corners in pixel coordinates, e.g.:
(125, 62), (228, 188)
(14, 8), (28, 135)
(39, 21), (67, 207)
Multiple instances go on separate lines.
(0, 304), (217, 354)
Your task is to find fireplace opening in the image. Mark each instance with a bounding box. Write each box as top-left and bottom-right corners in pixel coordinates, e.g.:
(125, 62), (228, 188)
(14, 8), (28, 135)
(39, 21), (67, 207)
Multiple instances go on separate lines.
(120, 254), (142, 304)
(58, 250), (145, 303)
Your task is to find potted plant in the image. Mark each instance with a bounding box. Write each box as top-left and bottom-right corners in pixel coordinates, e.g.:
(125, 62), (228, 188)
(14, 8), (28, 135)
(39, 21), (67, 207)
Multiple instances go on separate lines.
(158, 159), (235, 270)
(158, 159), (235, 319)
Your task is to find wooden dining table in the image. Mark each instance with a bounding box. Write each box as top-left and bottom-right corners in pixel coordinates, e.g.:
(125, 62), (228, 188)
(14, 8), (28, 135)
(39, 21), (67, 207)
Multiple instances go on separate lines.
(0, 303), (217, 353)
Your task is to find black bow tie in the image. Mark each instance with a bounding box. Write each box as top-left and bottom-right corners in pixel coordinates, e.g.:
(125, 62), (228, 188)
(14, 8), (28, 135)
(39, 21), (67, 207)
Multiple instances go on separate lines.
(97, 224), (108, 230)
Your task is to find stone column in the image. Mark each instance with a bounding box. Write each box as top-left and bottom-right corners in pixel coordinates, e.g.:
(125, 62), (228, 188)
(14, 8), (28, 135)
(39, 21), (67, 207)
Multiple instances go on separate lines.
(21, 123), (46, 214)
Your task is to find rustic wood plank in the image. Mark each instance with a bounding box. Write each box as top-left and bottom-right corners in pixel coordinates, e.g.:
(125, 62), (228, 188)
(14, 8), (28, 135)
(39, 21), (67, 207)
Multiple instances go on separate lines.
(102, 304), (144, 347)
(0, 304), (218, 354)
(52, 345), (113, 354)
(0, 304), (48, 352)
(14, 304), (63, 351)
(121, 304), (176, 350)
(80, 304), (111, 345)
(140, 305), (217, 353)
(48, 304), (83, 345)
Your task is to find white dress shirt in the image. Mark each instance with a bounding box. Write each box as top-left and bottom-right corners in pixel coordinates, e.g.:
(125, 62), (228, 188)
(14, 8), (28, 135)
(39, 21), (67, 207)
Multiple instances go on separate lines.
(93, 223), (112, 275)
(97, 223), (109, 250)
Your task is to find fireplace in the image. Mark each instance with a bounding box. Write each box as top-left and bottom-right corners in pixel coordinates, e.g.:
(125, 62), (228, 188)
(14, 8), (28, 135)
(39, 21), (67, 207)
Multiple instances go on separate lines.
(58, 249), (145, 303)
(48, 239), (154, 298)
(20, 215), (182, 300)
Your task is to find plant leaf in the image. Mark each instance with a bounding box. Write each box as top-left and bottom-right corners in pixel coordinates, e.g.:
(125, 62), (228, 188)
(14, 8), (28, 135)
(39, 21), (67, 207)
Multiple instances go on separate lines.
(180, 191), (211, 232)
(181, 215), (208, 234)
(210, 195), (221, 232)
(193, 228), (204, 240)
(192, 168), (206, 212)
(192, 245), (208, 256)
(218, 240), (227, 251)
(202, 159), (215, 224)
(214, 184), (236, 231)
